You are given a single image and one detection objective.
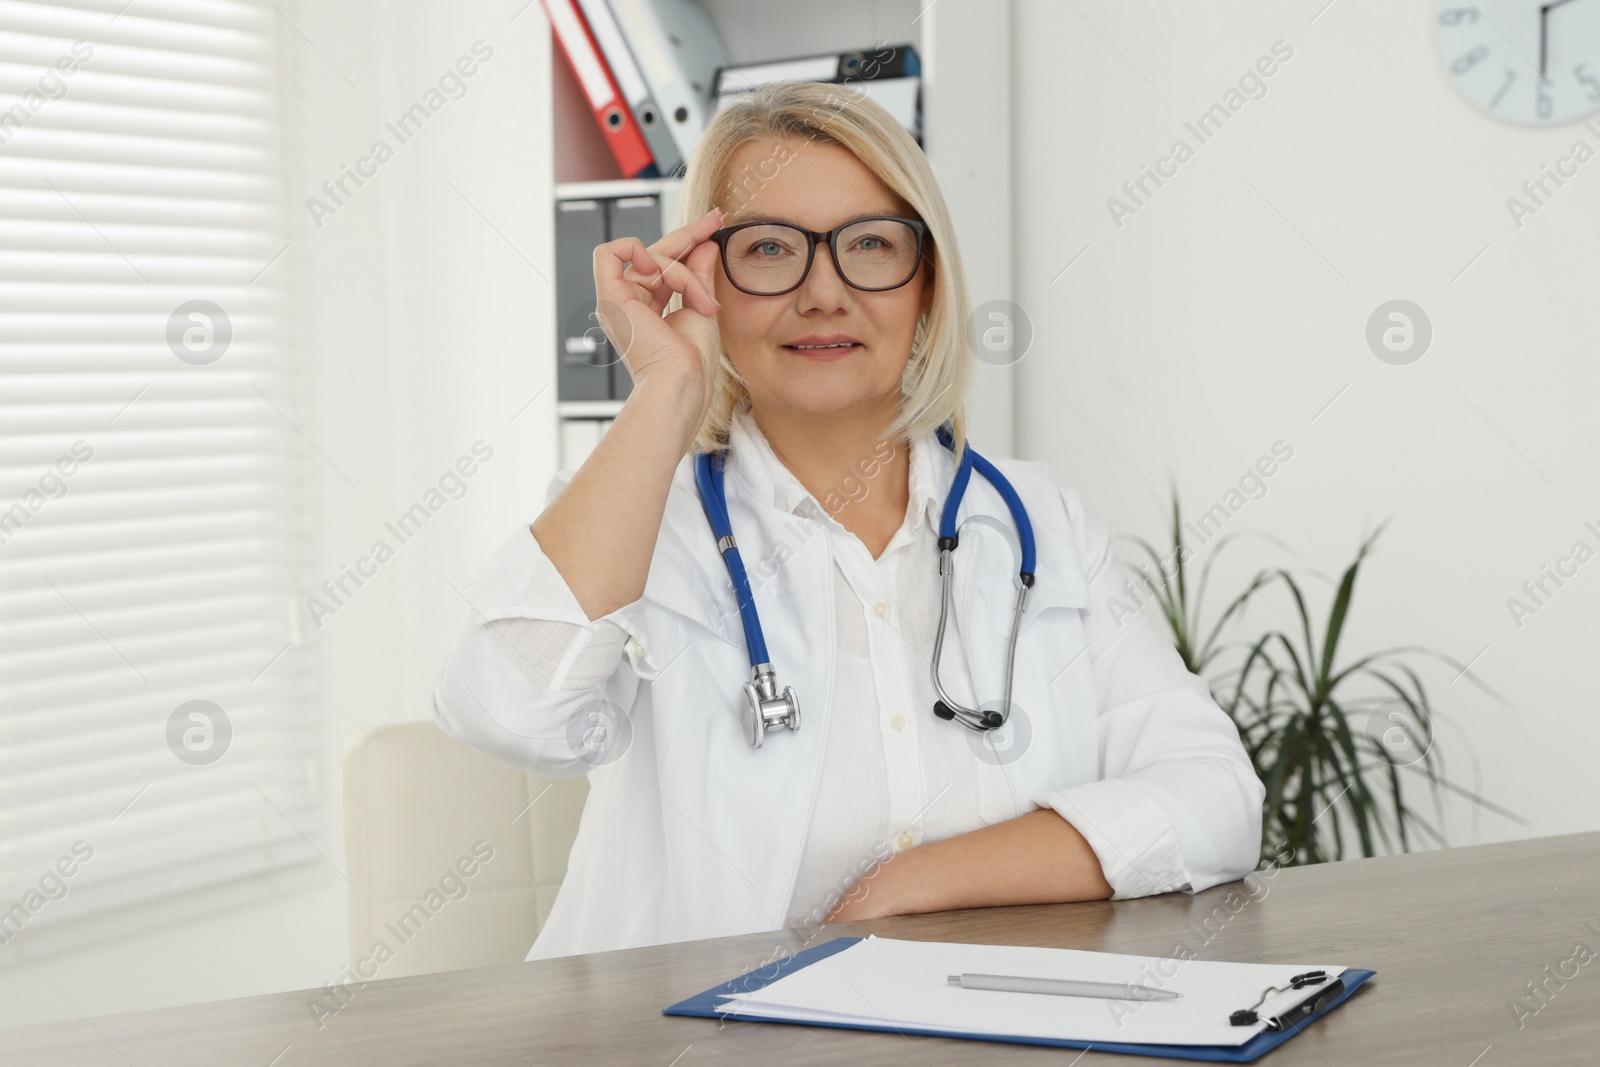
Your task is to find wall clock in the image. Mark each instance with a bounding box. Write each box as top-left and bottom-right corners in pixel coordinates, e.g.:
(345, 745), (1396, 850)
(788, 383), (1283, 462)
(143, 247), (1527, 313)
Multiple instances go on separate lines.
(1436, 0), (1600, 123)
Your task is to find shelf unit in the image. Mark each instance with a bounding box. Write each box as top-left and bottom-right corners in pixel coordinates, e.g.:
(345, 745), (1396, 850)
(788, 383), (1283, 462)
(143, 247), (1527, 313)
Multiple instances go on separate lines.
(541, 0), (1014, 468)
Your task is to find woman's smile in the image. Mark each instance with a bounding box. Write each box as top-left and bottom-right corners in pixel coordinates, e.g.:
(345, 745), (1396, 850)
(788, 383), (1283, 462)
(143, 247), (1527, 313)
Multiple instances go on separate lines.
(783, 333), (863, 360)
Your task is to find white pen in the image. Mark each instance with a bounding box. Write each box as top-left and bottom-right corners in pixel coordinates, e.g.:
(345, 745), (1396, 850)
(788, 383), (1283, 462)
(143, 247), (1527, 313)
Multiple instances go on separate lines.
(947, 973), (1182, 1001)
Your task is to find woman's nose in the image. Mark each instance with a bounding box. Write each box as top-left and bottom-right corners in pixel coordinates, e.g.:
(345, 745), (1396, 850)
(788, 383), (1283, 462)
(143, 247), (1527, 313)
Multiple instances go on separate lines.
(796, 241), (851, 309)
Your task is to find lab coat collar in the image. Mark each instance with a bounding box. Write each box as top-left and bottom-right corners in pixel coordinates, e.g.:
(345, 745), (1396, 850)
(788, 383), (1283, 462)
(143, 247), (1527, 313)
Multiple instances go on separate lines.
(657, 407), (1088, 660)
(724, 401), (944, 542)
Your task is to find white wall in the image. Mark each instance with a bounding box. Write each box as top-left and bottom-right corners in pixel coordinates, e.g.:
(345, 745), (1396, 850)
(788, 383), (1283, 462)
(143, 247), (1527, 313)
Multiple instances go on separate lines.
(290, 0), (559, 1010)
(290, 0), (556, 802)
(1013, 0), (1599, 848)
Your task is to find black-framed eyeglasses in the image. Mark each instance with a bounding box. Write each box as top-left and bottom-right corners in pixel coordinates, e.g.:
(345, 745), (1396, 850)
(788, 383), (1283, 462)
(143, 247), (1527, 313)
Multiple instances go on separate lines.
(710, 215), (928, 296)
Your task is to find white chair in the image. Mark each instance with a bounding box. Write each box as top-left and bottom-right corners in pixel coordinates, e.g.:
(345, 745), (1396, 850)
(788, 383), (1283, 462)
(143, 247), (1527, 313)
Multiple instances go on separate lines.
(343, 721), (588, 977)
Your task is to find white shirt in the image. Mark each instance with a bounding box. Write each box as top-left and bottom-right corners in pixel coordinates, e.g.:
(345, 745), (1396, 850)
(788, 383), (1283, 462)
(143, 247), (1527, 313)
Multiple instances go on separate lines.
(712, 408), (1023, 929)
(479, 405), (1199, 932)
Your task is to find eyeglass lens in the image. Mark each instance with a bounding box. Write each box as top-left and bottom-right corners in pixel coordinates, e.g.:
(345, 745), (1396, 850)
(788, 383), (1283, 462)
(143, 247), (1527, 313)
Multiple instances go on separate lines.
(723, 220), (920, 294)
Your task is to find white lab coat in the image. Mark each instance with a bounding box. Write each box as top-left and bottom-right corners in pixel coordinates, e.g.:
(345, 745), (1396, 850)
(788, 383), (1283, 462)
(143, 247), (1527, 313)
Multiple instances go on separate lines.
(431, 434), (1264, 961)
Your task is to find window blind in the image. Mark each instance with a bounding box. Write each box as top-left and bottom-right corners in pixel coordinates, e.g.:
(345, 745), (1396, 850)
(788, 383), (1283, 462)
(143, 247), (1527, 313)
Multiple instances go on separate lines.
(0, 0), (320, 956)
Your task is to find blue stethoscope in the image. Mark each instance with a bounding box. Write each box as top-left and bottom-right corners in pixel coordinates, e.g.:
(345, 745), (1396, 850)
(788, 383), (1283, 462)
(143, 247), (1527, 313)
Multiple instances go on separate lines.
(694, 424), (1037, 748)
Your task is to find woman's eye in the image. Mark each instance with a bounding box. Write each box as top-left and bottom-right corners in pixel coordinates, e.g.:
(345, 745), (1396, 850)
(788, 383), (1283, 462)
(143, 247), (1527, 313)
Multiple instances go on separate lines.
(744, 239), (791, 257)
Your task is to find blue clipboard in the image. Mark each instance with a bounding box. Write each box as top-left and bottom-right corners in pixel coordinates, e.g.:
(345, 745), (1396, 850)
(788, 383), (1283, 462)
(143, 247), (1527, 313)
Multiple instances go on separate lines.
(663, 936), (1376, 1063)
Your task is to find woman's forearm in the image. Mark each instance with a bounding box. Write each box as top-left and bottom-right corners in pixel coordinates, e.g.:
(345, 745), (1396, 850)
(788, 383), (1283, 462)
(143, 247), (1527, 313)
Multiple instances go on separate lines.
(531, 372), (703, 621)
(826, 810), (1113, 922)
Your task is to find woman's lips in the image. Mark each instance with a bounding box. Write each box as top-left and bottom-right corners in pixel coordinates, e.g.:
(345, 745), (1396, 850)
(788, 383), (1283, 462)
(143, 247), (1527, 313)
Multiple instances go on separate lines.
(782, 341), (861, 360)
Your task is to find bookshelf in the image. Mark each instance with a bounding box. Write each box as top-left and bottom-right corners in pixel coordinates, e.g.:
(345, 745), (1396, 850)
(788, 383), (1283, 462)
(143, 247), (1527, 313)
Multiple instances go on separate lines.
(542, 0), (1014, 467)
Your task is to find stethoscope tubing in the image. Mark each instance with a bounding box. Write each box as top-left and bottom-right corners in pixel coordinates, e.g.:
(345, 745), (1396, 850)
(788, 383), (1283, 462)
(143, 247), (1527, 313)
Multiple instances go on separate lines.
(936, 424), (1036, 576)
(694, 450), (771, 666)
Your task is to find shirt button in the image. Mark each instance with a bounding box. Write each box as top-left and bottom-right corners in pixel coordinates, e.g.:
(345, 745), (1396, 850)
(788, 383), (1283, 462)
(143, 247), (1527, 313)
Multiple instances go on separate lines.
(873, 601), (890, 617)
(897, 831), (913, 849)
(890, 714), (906, 731)
(630, 641), (645, 658)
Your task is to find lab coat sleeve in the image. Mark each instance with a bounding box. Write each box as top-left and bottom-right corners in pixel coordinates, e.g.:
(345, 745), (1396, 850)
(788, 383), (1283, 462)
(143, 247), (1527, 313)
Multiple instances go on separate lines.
(485, 613), (632, 692)
(1029, 482), (1264, 899)
(431, 478), (659, 777)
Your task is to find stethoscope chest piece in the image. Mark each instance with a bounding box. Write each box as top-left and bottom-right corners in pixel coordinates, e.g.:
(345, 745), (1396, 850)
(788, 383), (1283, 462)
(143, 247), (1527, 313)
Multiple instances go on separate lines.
(742, 663), (800, 748)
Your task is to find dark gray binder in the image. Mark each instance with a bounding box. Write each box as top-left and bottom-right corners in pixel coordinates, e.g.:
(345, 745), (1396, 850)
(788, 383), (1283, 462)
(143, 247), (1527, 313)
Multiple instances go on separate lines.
(603, 195), (663, 400)
(555, 199), (611, 402)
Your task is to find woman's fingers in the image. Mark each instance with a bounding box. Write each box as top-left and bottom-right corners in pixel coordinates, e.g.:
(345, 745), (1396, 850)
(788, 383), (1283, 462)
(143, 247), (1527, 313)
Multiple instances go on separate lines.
(642, 208), (725, 315)
(588, 206), (724, 372)
(660, 254), (720, 316)
(595, 240), (669, 318)
(613, 241), (719, 316)
(599, 228), (721, 316)
(651, 207), (724, 265)
(684, 239), (721, 298)
(620, 240), (665, 285)
(628, 208), (723, 309)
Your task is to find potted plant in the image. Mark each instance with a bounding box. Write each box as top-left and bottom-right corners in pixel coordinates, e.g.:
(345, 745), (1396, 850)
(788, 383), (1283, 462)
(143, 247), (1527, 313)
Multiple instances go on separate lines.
(1123, 492), (1519, 866)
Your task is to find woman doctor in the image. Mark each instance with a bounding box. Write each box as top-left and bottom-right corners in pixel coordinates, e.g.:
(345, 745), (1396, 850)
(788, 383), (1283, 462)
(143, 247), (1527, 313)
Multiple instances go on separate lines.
(432, 82), (1264, 962)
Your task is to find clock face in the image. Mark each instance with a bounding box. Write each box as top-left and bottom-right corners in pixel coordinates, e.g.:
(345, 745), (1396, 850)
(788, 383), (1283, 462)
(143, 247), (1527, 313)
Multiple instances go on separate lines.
(1436, 0), (1600, 124)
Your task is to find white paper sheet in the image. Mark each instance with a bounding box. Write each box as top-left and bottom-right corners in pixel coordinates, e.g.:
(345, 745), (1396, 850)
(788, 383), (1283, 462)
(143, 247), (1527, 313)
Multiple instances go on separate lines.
(716, 936), (1346, 1048)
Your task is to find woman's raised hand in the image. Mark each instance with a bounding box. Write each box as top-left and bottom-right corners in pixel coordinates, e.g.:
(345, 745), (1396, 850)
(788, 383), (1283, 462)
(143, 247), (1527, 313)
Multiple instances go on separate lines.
(530, 208), (728, 626)
(592, 207), (724, 403)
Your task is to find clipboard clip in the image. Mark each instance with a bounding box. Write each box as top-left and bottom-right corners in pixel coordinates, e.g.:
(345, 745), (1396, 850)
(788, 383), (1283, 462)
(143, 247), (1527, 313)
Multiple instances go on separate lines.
(1229, 971), (1344, 1030)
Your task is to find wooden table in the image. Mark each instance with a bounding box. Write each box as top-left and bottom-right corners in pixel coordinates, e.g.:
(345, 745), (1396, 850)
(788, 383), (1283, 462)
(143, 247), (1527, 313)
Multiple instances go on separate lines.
(7, 832), (1598, 1065)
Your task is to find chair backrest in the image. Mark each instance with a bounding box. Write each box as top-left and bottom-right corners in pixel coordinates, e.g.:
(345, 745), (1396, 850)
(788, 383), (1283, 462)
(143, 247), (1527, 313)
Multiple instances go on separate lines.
(343, 721), (589, 977)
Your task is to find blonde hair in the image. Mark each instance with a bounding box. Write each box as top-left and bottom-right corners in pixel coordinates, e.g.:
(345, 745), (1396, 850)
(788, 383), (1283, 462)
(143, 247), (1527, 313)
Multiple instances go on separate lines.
(674, 80), (972, 456)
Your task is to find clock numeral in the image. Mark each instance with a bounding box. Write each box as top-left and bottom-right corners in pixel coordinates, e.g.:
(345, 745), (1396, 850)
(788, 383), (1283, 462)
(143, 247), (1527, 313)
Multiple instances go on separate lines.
(1451, 45), (1489, 75)
(1489, 69), (1516, 109)
(1438, 8), (1479, 25)
(1577, 63), (1600, 103)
